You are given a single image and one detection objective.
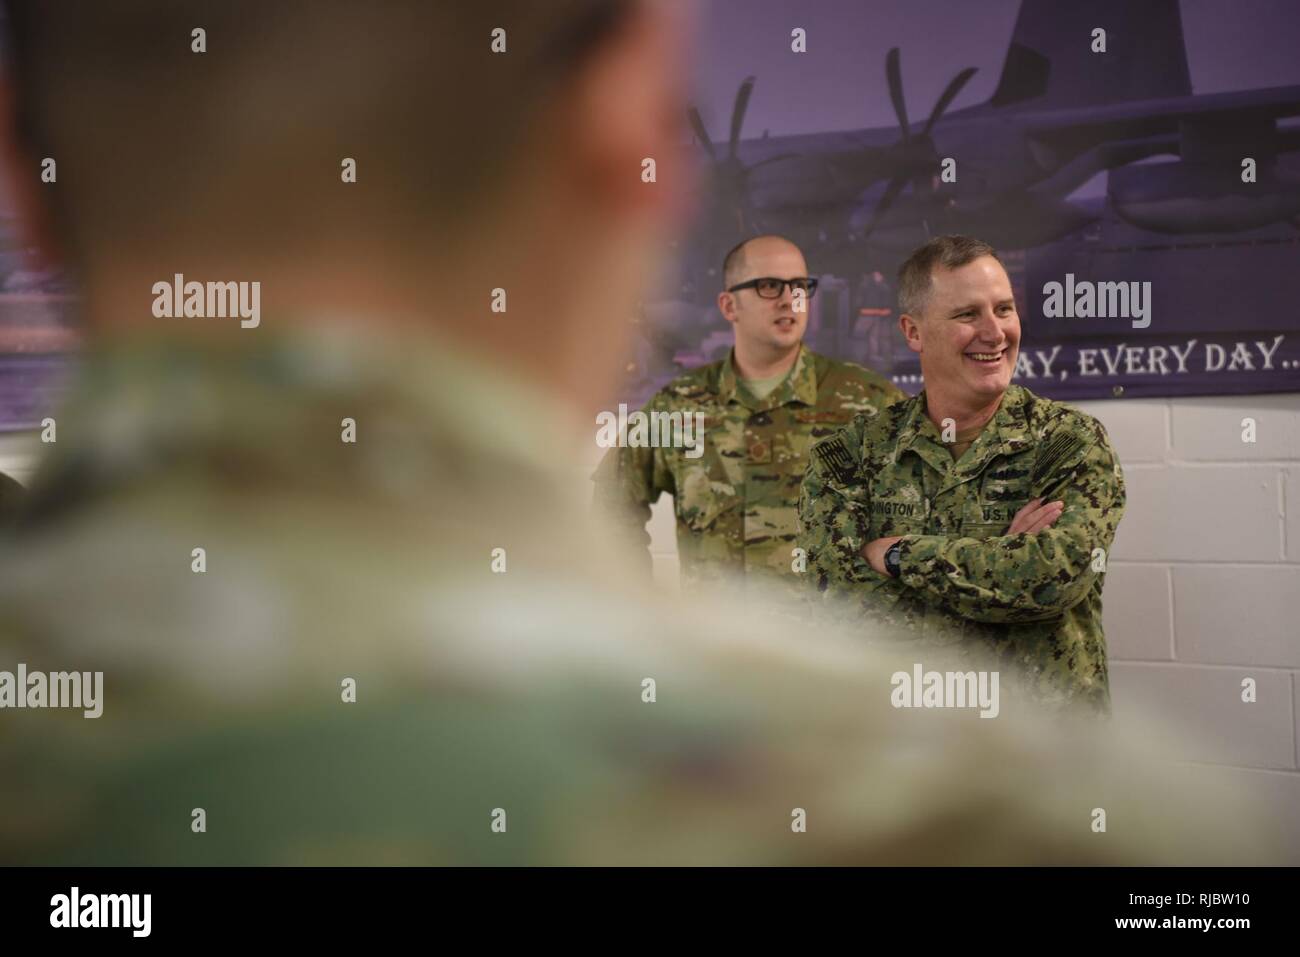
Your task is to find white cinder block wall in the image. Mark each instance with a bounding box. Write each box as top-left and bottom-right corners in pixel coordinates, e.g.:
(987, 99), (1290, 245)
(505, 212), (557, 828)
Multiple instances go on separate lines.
(1077, 393), (1300, 850)
(641, 393), (1300, 847)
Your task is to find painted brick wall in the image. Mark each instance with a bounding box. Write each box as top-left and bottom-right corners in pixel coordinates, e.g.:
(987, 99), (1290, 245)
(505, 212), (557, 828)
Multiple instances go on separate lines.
(636, 393), (1300, 847)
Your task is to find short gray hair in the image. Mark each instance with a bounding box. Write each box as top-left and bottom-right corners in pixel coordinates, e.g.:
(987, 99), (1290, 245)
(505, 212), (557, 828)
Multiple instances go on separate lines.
(897, 235), (1002, 317)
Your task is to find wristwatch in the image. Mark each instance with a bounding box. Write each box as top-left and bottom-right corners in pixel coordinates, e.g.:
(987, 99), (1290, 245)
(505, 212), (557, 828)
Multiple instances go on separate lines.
(883, 541), (903, 578)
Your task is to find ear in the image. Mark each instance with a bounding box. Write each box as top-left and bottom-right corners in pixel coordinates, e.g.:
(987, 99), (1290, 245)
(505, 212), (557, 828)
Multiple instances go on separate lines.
(899, 312), (923, 355)
(562, 1), (694, 229)
(717, 290), (738, 326)
(0, 76), (63, 271)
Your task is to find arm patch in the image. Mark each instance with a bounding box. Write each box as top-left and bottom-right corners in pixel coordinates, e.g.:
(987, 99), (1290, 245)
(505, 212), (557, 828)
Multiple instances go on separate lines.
(811, 434), (858, 486)
(1031, 430), (1087, 495)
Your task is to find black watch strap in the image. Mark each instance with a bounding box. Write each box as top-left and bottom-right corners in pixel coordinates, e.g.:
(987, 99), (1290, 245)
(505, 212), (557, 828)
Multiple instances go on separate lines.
(884, 541), (903, 578)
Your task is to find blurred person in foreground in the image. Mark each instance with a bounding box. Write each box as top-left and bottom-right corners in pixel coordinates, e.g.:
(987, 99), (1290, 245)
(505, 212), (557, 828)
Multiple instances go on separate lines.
(0, 0), (1282, 865)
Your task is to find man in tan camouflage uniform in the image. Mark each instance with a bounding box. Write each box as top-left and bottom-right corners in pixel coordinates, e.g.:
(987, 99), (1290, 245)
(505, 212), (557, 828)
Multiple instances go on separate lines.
(799, 236), (1125, 712)
(0, 1), (1278, 866)
(593, 235), (901, 597)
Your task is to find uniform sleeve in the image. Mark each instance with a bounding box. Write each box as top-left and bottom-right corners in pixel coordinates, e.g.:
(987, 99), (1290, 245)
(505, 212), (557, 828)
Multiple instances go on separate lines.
(797, 418), (914, 619)
(850, 369), (906, 415)
(590, 394), (675, 578)
(878, 378), (907, 407)
(894, 426), (1125, 624)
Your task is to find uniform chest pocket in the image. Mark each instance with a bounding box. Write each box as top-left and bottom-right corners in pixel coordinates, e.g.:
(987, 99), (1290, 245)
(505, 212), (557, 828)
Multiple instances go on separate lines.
(676, 463), (738, 532)
(771, 431), (810, 468)
(794, 410), (855, 451)
(867, 495), (927, 538)
(965, 465), (1032, 539)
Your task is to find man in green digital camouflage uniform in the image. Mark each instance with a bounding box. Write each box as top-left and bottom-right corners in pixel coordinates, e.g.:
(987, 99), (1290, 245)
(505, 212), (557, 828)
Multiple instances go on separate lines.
(593, 235), (901, 597)
(0, 1), (1277, 866)
(799, 235), (1125, 712)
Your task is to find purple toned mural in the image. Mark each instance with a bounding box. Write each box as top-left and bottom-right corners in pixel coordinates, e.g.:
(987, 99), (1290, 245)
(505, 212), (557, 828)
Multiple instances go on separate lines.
(618, 0), (1300, 407)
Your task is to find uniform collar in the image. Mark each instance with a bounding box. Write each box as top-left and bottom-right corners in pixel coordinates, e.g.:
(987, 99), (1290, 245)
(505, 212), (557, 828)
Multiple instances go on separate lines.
(894, 384), (1033, 486)
(716, 343), (819, 412)
(12, 326), (581, 531)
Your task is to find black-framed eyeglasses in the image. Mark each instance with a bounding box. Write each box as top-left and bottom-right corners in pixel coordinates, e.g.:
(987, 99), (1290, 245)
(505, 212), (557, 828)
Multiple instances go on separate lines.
(727, 277), (819, 299)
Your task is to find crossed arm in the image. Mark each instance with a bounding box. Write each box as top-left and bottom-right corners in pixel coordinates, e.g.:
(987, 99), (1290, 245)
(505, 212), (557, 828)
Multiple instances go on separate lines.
(861, 496), (1064, 573)
(799, 430), (1126, 624)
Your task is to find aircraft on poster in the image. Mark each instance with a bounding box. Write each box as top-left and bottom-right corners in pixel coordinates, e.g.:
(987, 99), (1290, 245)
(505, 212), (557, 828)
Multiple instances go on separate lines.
(630, 0), (1300, 401)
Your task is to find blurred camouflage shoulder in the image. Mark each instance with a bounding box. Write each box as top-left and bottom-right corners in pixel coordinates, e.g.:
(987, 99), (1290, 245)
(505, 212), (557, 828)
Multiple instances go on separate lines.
(806, 351), (904, 412)
(639, 357), (727, 412)
(809, 388), (918, 471)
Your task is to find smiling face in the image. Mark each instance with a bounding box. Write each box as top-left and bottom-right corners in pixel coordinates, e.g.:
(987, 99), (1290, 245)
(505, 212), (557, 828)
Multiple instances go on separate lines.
(717, 236), (809, 361)
(900, 255), (1020, 406)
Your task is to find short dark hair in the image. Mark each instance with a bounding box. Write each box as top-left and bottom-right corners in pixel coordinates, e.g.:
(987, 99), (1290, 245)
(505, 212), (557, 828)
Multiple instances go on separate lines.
(0, 0), (632, 264)
(897, 235), (1002, 317)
